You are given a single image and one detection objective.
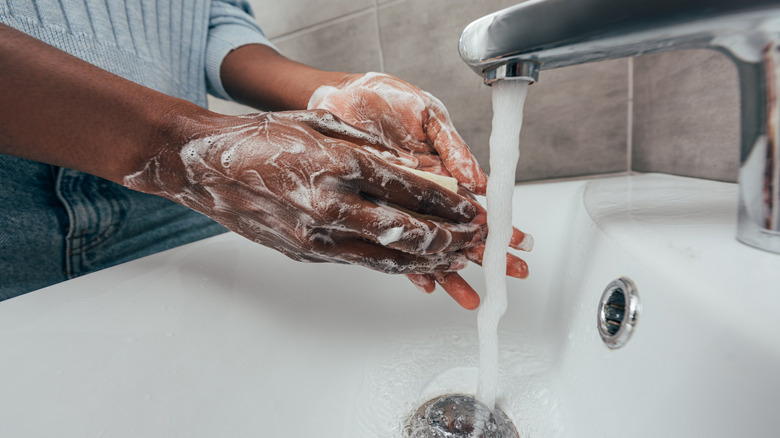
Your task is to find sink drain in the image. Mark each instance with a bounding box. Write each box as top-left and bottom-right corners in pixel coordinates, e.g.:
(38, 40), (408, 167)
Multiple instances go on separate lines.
(404, 394), (519, 438)
(597, 277), (640, 349)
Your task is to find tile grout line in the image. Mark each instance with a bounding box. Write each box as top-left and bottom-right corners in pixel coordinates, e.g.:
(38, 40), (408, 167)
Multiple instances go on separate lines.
(372, 3), (386, 72)
(627, 57), (634, 173)
(376, 0), (408, 8)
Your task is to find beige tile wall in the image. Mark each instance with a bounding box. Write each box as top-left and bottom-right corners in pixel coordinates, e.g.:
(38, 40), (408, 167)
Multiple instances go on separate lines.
(632, 50), (740, 182)
(208, 0), (741, 183)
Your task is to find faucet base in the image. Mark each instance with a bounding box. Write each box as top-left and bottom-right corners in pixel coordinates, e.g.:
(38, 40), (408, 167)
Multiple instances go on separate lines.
(737, 207), (780, 253)
(733, 40), (780, 254)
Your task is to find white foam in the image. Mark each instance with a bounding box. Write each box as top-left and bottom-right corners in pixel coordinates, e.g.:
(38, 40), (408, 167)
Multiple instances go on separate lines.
(378, 226), (405, 246)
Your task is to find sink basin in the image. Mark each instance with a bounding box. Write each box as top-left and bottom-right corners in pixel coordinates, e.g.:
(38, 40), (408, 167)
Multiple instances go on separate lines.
(1, 173), (778, 437)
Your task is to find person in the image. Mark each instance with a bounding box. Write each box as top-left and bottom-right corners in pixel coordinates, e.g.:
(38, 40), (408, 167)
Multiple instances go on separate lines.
(0, 1), (530, 308)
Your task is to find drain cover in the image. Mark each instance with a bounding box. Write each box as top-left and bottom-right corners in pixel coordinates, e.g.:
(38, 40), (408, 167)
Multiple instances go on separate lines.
(597, 277), (640, 349)
(404, 394), (519, 438)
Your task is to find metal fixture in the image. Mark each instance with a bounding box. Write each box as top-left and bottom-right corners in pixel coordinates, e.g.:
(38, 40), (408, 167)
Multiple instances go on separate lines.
(597, 278), (641, 349)
(404, 394), (519, 438)
(483, 59), (541, 85)
(459, 0), (780, 254)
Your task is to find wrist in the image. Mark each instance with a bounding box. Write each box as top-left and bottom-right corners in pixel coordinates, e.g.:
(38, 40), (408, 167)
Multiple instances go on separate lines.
(220, 44), (353, 111)
(118, 98), (214, 191)
(302, 70), (355, 106)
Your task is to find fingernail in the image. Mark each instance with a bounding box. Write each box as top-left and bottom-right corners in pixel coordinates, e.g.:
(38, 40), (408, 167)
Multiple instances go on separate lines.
(517, 233), (534, 252)
(407, 274), (436, 293)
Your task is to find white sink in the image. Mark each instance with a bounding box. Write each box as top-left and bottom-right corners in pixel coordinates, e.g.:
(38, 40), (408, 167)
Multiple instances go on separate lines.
(1, 173), (778, 437)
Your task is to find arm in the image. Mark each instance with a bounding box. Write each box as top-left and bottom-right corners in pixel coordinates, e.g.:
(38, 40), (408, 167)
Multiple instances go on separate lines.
(0, 23), (190, 183)
(220, 43), (344, 112)
(0, 24), (486, 293)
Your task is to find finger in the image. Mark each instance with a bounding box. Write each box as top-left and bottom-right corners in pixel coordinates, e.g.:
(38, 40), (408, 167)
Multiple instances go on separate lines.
(424, 101), (489, 195)
(464, 244), (530, 279)
(321, 235), (468, 275)
(434, 271), (480, 310)
(510, 227), (534, 251)
(462, 205), (532, 249)
(338, 194), (485, 255)
(354, 153), (484, 224)
(285, 109), (382, 146)
(283, 109), (417, 167)
(406, 273), (436, 293)
(413, 154), (450, 177)
(456, 186), (479, 202)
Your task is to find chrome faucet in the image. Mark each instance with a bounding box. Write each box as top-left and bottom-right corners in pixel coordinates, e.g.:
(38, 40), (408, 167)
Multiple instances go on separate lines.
(459, 0), (780, 254)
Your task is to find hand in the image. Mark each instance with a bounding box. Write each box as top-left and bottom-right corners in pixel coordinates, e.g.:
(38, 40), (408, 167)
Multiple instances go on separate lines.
(123, 109), (488, 275)
(308, 73), (488, 194)
(308, 73), (533, 310)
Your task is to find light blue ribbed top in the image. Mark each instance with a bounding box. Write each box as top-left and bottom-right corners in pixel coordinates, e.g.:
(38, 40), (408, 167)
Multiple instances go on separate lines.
(0, 0), (274, 107)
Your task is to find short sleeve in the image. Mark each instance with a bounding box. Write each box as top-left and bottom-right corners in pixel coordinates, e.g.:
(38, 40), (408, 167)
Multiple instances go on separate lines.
(206, 0), (277, 100)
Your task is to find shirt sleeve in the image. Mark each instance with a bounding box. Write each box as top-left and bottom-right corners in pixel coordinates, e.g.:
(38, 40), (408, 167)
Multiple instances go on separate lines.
(205, 0), (277, 100)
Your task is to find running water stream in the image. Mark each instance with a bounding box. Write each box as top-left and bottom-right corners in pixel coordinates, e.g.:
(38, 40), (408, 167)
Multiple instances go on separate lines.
(476, 79), (531, 409)
(397, 80), (532, 437)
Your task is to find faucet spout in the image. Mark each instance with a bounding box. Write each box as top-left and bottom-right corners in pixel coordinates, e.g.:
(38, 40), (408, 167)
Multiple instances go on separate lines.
(459, 0), (780, 254)
(483, 59), (540, 85)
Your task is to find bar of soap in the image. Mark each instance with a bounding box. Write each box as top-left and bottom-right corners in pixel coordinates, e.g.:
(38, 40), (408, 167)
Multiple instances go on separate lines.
(396, 165), (459, 193)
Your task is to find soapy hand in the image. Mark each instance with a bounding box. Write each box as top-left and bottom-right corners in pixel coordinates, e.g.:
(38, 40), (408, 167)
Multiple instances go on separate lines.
(308, 73), (533, 309)
(308, 72), (489, 195)
(123, 109), (488, 276)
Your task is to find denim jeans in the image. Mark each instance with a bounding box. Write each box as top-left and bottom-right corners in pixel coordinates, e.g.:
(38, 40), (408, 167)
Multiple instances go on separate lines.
(0, 154), (226, 301)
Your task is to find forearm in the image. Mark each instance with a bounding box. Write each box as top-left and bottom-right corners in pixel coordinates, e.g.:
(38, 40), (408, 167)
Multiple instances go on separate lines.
(219, 44), (350, 111)
(0, 23), (208, 184)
